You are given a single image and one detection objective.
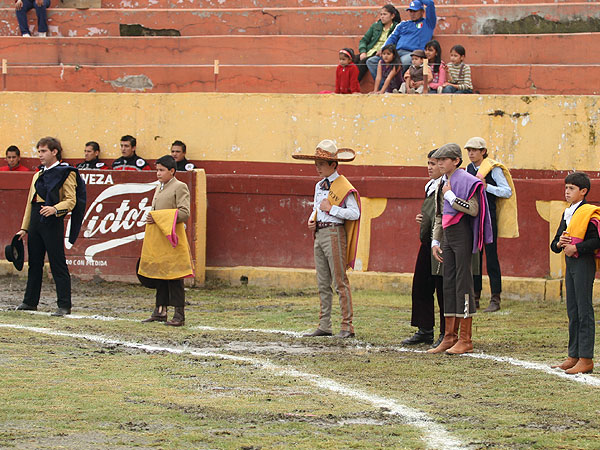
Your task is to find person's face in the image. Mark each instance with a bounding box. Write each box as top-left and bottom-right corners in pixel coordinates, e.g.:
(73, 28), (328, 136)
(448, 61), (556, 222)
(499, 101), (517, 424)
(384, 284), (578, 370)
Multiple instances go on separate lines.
(339, 54), (352, 66)
(411, 55), (423, 66)
(171, 145), (185, 162)
(315, 159), (336, 178)
(424, 46), (437, 61)
(381, 50), (394, 63)
(565, 183), (586, 204)
(156, 163), (175, 183)
(84, 145), (99, 162)
(38, 145), (58, 167)
(408, 9), (423, 21)
(449, 50), (464, 65)
(427, 157), (441, 179)
(5, 151), (19, 168)
(467, 147), (485, 165)
(120, 141), (135, 158)
(437, 157), (459, 175)
(379, 8), (394, 25)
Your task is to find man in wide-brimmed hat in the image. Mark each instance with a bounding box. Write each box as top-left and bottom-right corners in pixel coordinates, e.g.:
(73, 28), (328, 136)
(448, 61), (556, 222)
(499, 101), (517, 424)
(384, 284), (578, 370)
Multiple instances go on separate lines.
(292, 140), (361, 339)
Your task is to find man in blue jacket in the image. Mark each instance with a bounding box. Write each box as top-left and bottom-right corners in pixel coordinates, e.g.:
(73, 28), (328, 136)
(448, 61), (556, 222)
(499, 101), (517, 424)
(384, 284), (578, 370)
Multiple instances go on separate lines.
(384, 0), (436, 74)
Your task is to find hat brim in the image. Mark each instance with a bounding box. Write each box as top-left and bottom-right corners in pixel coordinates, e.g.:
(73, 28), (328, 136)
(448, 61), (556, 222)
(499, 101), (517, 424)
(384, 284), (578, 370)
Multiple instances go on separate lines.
(5, 235), (24, 271)
(291, 148), (356, 162)
(406, 7), (422, 10)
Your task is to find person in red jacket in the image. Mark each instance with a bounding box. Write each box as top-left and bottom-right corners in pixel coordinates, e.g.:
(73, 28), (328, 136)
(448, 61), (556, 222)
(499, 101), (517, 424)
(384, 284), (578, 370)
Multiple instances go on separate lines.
(0, 146), (29, 171)
(335, 48), (361, 94)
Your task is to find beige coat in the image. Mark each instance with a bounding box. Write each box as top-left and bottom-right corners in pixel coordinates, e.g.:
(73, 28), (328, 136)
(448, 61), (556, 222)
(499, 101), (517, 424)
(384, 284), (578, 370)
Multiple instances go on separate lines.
(151, 177), (190, 223)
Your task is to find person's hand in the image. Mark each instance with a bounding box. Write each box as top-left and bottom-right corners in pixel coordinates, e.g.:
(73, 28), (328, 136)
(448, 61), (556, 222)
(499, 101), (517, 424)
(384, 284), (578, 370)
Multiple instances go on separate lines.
(15, 0), (23, 10)
(442, 181), (451, 194)
(564, 243), (577, 257)
(433, 245), (443, 263)
(145, 213), (155, 224)
(308, 218), (316, 231)
(375, 50), (381, 57)
(35, 0), (43, 6)
(319, 198), (332, 213)
(558, 231), (571, 248)
(360, 52), (367, 61)
(16, 229), (26, 240)
(40, 205), (57, 217)
(415, 213), (423, 224)
(442, 82), (449, 87)
(476, 175), (487, 189)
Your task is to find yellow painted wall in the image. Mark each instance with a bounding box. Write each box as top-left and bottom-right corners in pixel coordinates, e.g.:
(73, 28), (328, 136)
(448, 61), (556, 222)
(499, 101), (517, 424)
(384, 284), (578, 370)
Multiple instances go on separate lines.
(2, 92), (599, 171)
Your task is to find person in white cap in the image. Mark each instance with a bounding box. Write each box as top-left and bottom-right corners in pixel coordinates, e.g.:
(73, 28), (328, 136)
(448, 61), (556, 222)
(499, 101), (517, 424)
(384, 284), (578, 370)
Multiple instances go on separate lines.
(292, 140), (361, 339)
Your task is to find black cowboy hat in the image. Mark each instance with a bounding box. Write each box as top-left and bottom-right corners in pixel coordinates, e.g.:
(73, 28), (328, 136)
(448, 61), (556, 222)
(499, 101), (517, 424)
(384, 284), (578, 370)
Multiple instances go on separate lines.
(136, 258), (157, 289)
(5, 235), (24, 271)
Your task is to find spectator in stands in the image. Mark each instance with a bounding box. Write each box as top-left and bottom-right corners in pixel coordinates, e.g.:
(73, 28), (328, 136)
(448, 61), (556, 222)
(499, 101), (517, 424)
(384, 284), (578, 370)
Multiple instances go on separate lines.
(170, 140), (195, 172)
(424, 40), (446, 93)
(0, 145), (29, 171)
(384, 0), (436, 74)
(442, 45), (473, 94)
(371, 44), (402, 94)
(15, 0), (51, 37)
(77, 141), (108, 170)
(358, 4), (401, 82)
(111, 135), (151, 171)
(399, 49), (425, 94)
(335, 48), (360, 94)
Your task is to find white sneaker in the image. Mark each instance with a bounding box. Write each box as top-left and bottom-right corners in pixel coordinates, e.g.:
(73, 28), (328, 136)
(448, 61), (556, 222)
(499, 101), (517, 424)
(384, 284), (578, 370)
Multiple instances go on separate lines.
(22, 33), (31, 37)
(38, 32), (47, 37)
(437, 86), (443, 94)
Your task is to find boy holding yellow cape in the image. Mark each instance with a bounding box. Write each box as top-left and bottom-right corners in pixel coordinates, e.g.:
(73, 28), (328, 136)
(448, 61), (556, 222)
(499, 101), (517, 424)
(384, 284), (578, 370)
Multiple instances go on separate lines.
(550, 172), (599, 375)
(292, 140), (361, 339)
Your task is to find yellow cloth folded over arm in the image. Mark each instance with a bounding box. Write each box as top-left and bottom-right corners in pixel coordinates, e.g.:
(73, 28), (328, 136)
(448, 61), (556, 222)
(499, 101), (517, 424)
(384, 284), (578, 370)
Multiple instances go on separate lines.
(478, 158), (519, 238)
(328, 175), (361, 270)
(138, 209), (194, 280)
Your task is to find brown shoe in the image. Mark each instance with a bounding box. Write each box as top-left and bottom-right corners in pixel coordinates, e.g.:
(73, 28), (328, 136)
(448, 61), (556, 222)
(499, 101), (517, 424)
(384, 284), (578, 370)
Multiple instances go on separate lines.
(551, 357), (578, 370)
(303, 328), (332, 337)
(427, 317), (458, 354)
(483, 293), (501, 313)
(446, 317), (474, 355)
(335, 330), (355, 339)
(165, 307), (185, 327)
(142, 307), (167, 323)
(565, 358), (594, 374)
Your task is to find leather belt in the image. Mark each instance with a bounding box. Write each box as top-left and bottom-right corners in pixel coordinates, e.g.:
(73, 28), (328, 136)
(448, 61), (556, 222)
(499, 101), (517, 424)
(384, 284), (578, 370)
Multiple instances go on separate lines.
(316, 221), (343, 230)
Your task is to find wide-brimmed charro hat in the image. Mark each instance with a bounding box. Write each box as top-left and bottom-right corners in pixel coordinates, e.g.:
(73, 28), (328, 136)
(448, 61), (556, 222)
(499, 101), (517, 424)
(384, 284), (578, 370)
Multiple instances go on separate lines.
(5, 235), (24, 271)
(291, 139), (356, 162)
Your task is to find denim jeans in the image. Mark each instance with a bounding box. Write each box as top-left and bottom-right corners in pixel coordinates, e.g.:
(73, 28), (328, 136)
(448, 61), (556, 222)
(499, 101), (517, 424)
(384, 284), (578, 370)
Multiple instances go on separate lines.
(442, 85), (473, 94)
(366, 55), (381, 81)
(16, 0), (51, 35)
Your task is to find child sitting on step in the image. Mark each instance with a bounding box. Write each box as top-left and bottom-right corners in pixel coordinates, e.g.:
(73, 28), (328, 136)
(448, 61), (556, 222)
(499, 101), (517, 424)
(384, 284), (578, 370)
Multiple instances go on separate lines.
(335, 48), (361, 94)
(442, 45), (473, 94)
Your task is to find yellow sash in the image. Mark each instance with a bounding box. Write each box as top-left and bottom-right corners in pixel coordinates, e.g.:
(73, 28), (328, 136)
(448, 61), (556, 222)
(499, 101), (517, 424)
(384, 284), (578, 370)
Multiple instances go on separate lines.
(138, 209), (194, 280)
(478, 158), (519, 238)
(327, 175), (361, 269)
(566, 203), (600, 270)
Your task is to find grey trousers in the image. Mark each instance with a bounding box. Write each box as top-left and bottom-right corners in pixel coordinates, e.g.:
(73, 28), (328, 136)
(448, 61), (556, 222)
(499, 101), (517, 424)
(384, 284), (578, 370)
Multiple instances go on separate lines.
(314, 226), (354, 333)
(565, 255), (596, 359)
(442, 216), (477, 317)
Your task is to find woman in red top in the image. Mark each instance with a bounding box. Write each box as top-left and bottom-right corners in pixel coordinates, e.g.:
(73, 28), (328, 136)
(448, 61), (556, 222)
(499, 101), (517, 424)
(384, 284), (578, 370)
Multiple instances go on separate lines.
(335, 48), (361, 94)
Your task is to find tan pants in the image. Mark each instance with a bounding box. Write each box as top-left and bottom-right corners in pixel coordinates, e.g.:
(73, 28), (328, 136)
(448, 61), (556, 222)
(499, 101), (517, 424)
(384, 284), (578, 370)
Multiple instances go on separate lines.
(314, 226), (354, 333)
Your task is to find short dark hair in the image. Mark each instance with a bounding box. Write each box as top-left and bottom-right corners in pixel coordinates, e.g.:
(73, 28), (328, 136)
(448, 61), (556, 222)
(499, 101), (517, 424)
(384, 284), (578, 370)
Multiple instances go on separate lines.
(171, 140), (187, 153)
(85, 141), (100, 152)
(120, 135), (136, 148)
(427, 149), (438, 158)
(328, 161), (339, 169)
(156, 154), (176, 171)
(37, 137), (63, 161)
(451, 44), (466, 57)
(6, 145), (20, 156)
(565, 171), (591, 194)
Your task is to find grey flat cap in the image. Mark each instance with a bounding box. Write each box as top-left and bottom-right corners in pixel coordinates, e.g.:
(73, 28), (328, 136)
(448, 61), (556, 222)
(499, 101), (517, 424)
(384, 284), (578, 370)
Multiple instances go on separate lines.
(433, 143), (462, 159)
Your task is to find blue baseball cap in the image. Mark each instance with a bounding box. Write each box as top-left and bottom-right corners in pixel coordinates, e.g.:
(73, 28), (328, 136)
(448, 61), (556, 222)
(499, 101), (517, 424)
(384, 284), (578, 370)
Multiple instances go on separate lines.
(407, 0), (424, 11)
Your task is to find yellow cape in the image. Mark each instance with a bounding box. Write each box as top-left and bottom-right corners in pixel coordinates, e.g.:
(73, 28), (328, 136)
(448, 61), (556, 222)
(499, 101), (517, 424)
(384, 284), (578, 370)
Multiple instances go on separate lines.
(478, 158), (519, 238)
(138, 209), (194, 280)
(566, 203), (600, 269)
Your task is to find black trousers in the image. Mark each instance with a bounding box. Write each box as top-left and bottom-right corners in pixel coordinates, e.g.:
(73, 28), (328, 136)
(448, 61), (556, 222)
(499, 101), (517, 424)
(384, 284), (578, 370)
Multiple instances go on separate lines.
(155, 279), (185, 307)
(565, 255), (596, 359)
(473, 213), (501, 294)
(23, 204), (71, 309)
(410, 241), (444, 333)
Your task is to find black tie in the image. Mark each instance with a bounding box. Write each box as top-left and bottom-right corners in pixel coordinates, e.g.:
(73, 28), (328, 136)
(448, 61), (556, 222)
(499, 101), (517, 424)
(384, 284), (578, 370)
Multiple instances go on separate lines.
(320, 178), (331, 190)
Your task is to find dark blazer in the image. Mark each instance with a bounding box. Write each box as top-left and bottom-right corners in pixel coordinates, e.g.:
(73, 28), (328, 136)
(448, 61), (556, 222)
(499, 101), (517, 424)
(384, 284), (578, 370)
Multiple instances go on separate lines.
(550, 200), (600, 255)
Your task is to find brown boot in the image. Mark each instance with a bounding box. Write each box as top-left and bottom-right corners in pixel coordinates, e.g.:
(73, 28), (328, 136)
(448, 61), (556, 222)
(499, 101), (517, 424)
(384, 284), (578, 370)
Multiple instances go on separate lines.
(565, 358), (594, 374)
(484, 293), (501, 312)
(474, 291), (481, 310)
(551, 357), (579, 370)
(141, 306), (167, 323)
(165, 306), (185, 327)
(427, 317), (459, 354)
(446, 317), (474, 354)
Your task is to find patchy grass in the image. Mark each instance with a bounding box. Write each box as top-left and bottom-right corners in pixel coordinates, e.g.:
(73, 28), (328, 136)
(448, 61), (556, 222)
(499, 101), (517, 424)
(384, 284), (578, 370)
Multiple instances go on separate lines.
(0, 276), (599, 449)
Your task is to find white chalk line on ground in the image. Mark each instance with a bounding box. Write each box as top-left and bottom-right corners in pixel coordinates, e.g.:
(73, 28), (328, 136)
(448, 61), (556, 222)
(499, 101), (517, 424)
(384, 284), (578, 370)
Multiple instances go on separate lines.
(0, 322), (466, 450)
(4, 309), (600, 387)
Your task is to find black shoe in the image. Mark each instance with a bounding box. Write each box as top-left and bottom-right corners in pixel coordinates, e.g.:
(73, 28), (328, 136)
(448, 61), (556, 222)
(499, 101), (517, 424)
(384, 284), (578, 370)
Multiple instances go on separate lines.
(335, 330), (355, 339)
(401, 329), (434, 345)
(51, 308), (71, 317)
(16, 303), (37, 311)
(303, 329), (333, 337)
(431, 333), (444, 348)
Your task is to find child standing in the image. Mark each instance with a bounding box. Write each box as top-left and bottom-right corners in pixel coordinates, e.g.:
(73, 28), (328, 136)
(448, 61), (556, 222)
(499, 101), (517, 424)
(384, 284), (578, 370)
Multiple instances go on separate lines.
(292, 140), (361, 339)
(424, 40), (447, 94)
(398, 49), (425, 94)
(442, 45), (472, 94)
(335, 48), (361, 94)
(550, 172), (599, 374)
(371, 44), (402, 94)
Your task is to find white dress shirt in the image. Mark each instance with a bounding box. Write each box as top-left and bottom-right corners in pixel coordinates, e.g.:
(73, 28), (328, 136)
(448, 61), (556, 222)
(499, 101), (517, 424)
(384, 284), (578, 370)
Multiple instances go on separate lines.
(564, 201), (582, 226)
(311, 171), (360, 223)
